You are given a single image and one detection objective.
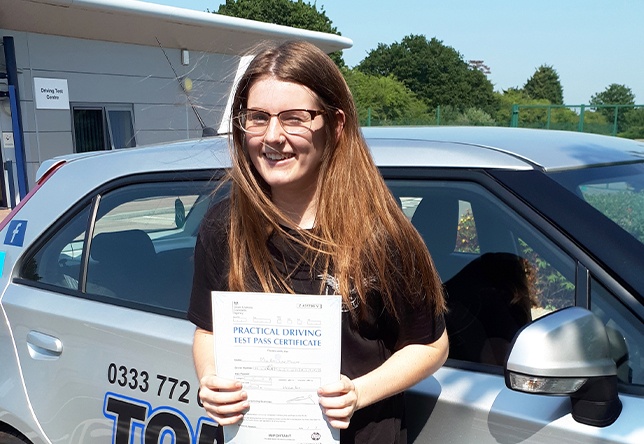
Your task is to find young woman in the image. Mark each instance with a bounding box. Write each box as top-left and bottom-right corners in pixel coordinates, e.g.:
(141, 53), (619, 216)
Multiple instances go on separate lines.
(188, 40), (448, 443)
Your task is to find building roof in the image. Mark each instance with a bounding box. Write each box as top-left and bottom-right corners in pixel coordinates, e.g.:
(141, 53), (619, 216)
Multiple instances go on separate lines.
(0, 0), (352, 54)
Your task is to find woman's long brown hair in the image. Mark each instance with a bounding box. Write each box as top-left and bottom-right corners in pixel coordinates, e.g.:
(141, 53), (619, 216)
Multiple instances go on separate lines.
(224, 40), (446, 320)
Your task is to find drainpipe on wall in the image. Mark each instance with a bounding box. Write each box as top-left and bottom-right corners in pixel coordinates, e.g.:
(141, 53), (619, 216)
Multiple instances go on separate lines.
(0, 75), (7, 209)
(3, 36), (28, 200)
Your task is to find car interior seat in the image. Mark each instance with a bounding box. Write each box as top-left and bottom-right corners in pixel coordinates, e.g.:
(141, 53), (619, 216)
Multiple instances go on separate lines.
(411, 191), (471, 281)
(88, 229), (161, 304)
(443, 252), (535, 365)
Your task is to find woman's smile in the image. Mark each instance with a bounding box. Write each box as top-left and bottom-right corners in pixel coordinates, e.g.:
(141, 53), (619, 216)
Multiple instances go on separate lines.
(263, 150), (295, 162)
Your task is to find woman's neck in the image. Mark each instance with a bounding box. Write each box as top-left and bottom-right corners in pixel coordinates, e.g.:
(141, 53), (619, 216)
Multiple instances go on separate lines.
(271, 188), (318, 229)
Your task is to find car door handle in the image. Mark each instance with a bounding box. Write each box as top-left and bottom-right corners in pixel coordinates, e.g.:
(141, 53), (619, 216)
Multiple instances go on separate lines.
(27, 331), (63, 360)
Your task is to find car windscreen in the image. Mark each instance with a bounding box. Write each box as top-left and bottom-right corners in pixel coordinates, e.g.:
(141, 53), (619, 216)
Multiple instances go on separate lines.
(548, 162), (644, 247)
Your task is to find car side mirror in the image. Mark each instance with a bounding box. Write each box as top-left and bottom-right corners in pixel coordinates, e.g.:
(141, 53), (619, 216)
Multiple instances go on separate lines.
(504, 306), (622, 427)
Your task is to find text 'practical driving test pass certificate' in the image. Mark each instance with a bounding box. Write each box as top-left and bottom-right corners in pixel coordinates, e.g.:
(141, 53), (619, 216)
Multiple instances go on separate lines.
(212, 291), (342, 444)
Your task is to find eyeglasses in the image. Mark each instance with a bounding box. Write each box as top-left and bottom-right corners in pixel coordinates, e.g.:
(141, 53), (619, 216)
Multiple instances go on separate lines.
(236, 108), (325, 135)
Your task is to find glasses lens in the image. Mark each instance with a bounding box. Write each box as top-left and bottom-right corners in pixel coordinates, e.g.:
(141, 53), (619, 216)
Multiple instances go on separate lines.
(240, 110), (270, 134)
(279, 110), (312, 134)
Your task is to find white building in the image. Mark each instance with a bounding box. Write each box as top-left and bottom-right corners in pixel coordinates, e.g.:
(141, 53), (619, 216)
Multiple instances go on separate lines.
(0, 0), (351, 207)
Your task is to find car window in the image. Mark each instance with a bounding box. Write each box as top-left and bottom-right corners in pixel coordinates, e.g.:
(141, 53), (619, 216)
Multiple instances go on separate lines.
(580, 175), (644, 245)
(550, 163), (644, 247)
(85, 183), (213, 312)
(389, 180), (576, 366)
(19, 179), (219, 316)
(590, 277), (644, 389)
(20, 206), (91, 290)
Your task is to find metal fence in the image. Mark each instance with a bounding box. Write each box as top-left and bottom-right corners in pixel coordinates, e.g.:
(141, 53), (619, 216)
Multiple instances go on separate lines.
(361, 104), (644, 140)
(510, 104), (644, 138)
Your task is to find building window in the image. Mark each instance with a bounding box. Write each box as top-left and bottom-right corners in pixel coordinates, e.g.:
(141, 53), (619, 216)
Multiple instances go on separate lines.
(72, 104), (136, 152)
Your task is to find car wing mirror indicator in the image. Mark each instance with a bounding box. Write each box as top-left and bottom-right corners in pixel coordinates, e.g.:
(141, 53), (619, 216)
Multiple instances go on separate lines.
(505, 306), (622, 427)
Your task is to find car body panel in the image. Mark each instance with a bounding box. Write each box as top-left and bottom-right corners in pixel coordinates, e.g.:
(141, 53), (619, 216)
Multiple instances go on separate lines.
(407, 368), (644, 443)
(0, 305), (49, 444)
(2, 284), (213, 442)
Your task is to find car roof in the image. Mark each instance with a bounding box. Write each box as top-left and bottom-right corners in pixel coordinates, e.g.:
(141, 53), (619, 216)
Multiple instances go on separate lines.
(37, 126), (644, 182)
(36, 137), (232, 182)
(362, 126), (644, 171)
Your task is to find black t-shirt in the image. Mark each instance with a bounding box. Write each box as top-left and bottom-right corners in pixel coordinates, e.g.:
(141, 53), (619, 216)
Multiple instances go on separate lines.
(188, 199), (445, 444)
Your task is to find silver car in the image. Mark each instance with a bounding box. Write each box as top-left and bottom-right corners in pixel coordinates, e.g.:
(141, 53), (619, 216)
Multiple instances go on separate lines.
(0, 126), (643, 443)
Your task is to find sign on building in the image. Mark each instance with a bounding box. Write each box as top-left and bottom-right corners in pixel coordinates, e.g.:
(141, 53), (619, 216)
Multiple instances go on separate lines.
(33, 78), (70, 110)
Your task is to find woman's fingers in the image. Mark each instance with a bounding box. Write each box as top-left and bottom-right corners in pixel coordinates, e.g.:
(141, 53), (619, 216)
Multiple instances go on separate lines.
(200, 397), (248, 425)
(318, 375), (358, 429)
(199, 375), (249, 425)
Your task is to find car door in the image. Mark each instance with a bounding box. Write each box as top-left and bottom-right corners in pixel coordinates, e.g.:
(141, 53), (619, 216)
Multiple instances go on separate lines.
(3, 174), (223, 443)
(384, 172), (644, 443)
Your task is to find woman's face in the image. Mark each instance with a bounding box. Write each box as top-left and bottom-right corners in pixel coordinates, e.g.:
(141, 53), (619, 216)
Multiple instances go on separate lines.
(244, 77), (328, 198)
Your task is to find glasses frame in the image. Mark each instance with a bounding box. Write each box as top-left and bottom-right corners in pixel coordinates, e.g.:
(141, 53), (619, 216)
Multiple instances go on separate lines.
(236, 108), (326, 135)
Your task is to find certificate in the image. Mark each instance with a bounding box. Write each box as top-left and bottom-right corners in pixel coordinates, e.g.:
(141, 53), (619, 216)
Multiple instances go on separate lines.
(212, 291), (342, 443)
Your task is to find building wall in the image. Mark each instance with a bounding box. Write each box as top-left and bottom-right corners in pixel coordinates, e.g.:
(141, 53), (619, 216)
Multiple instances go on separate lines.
(0, 29), (239, 188)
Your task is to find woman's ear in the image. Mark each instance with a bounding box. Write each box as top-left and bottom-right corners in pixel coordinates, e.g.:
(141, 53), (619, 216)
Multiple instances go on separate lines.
(334, 109), (346, 142)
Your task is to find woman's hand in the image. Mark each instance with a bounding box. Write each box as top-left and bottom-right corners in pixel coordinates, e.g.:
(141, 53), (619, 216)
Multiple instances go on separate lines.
(198, 374), (249, 426)
(317, 330), (449, 430)
(193, 328), (249, 426)
(318, 375), (359, 429)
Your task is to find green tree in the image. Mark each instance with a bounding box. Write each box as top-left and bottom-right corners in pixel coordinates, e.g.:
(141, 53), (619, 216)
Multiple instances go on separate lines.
(523, 65), (564, 105)
(357, 35), (497, 114)
(496, 87), (592, 130)
(620, 107), (644, 139)
(466, 67), (500, 116)
(216, 0), (345, 66)
(342, 68), (432, 125)
(589, 84), (635, 132)
(495, 88), (549, 127)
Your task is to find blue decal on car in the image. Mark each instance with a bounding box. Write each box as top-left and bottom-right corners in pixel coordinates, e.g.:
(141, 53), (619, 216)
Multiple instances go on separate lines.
(4, 220), (27, 247)
(103, 392), (218, 444)
(0, 251), (5, 277)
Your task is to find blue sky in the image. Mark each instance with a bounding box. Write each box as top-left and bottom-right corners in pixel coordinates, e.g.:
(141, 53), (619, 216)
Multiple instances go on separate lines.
(142, 0), (644, 106)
